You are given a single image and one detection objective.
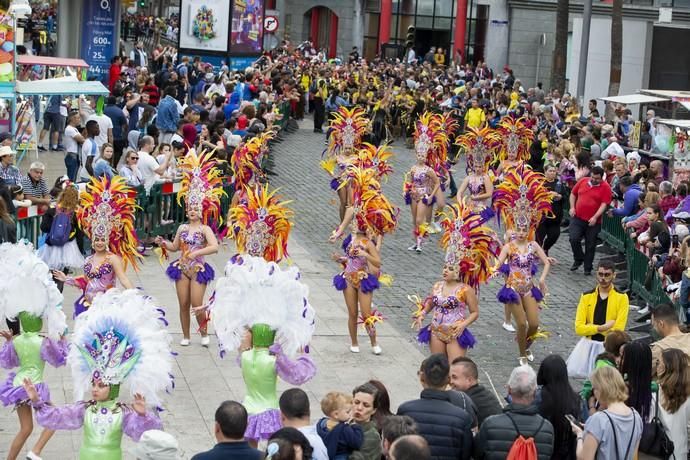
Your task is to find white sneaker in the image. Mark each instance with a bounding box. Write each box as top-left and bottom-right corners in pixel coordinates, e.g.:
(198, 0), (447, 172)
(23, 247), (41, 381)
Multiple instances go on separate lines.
(350, 345), (360, 353)
(415, 246), (422, 253)
(519, 356), (530, 366)
(372, 345), (382, 355)
(526, 350), (534, 362)
(26, 452), (42, 460)
(407, 244), (418, 251)
(200, 336), (210, 347)
(502, 322), (516, 332)
(179, 338), (190, 347)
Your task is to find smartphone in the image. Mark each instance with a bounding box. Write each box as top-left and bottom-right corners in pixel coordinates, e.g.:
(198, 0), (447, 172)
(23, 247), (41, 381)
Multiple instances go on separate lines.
(565, 414), (582, 428)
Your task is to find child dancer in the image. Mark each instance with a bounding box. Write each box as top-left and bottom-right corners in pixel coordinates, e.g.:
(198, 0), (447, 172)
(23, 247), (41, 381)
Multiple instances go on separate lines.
(0, 241), (68, 460)
(53, 176), (138, 317)
(156, 149), (222, 347)
(493, 167), (553, 366)
(412, 200), (500, 363)
(23, 289), (173, 460)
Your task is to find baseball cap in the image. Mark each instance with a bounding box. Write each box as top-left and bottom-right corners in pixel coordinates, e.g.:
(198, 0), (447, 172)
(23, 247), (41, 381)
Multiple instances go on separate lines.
(129, 430), (180, 460)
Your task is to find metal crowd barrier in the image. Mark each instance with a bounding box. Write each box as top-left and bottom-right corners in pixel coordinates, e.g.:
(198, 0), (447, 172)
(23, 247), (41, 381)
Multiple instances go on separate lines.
(15, 180), (235, 248)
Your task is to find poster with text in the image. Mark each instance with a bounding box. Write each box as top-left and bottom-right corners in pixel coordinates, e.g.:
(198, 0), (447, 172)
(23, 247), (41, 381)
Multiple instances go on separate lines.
(179, 0), (230, 53)
(81, 0), (119, 81)
(230, 0), (263, 54)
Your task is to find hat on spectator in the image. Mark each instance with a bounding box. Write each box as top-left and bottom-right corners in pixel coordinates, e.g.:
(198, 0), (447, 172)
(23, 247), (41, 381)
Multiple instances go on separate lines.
(130, 430), (180, 460)
(0, 145), (15, 157)
(626, 150), (641, 164)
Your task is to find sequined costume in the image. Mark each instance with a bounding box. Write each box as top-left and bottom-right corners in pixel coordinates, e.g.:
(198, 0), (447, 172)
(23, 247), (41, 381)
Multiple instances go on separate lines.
(322, 107), (369, 190)
(404, 165), (436, 205)
(496, 241), (544, 303)
(333, 235), (380, 293)
(164, 225), (215, 284)
(466, 175), (495, 219)
(67, 255), (116, 317)
(30, 290), (173, 460)
(417, 283), (476, 349)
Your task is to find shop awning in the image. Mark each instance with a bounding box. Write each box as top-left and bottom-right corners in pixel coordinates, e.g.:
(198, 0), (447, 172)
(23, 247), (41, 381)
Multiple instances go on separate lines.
(17, 56), (89, 68)
(657, 118), (690, 130)
(640, 89), (690, 102)
(598, 94), (670, 104)
(15, 79), (109, 96)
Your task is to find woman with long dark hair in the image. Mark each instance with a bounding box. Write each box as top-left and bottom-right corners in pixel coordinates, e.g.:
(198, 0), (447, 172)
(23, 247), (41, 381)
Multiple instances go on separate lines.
(537, 355), (582, 460)
(367, 379), (393, 433)
(619, 341), (653, 423)
(658, 348), (690, 460)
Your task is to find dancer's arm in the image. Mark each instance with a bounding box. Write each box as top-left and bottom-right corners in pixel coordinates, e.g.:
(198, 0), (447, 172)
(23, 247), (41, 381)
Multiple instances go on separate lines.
(189, 226), (219, 258)
(533, 242), (551, 292)
(456, 176), (469, 202)
(474, 175), (494, 201)
(24, 379), (86, 430)
(454, 286), (479, 333)
(330, 206), (354, 241)
(0, 332), (18, 369)
(112, 255), (134, 289)
(155, 225), (183, 252)
(359, 239), (381, 269)
(122, 394), (163, 441)
(270, 343), (316, 385)
(40, 337), (68, 368)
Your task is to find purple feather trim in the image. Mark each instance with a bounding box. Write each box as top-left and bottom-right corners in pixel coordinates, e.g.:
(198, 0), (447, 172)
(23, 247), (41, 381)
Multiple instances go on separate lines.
(531, 286), (544, 302)
(422, 195), (437, 206)
(480, 207), (495, 222)
(333, 274), (347, 291)
(440, 182), (446, 192)
(417, 325), (431, 344)
(195, 263), (215, 284)
(497, 286), (520, 304)
(530, 263), (538, 276)
(165, 264), (182, 281)
(245, 409), (282, 441)
(360, 274), (380, 293)
(342, 234), (352, 252)
(458, 329), (476, 349)
(498, 263), (511, 276)
(330, 177), (341, 191)
(73, 295), (88, 318)
(404, 192), (411, 205)
(0, 373), (50, 406)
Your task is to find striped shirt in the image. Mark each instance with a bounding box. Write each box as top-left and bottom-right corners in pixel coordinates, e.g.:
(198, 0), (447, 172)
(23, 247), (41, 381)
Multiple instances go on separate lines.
(21, 175), (49, 198)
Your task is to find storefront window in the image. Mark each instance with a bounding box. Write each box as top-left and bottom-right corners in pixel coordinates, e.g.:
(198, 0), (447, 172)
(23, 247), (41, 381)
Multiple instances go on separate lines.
(396, 14), (414, 39)
(401, 0), (415, 14)
(417, 0), (434, 15)
(416, 15), (433, 27)
(435, 0), (453, 17)
(434, 17), (451, 29)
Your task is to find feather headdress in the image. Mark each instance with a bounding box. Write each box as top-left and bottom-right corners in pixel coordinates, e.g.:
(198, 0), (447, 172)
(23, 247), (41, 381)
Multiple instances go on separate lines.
(493, 166), (553, 238)
(414, 112), (448, 163)
(352, 142), (394, 180)
(68, 289), (173, 406)
(78, 176), (141, 270)
(229, 184), (293, 263)
(455, 127), (501, 174)
(327, 106), (369, 154)
(439, 201), (501, 288)
(231, 137), (264, 190)
(210, 255), (315, 357)
(177, 148), (226, 226)
(496, 116), (533, 162)
(346, 166), (399, 236)
(0, 241), (66, 337)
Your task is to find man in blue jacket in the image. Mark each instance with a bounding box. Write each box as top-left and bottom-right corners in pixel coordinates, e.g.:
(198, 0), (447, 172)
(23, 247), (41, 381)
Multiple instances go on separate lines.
(397, 354), (473, 460)
(610, 176), (642, 218)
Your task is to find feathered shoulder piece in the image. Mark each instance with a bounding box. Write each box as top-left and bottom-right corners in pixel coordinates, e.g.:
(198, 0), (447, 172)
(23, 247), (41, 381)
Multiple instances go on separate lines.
(178, 148), (226, 226)
(414, 112), (448, 164)
(346, 165), (399, 236)
(439, 200), (500, 288)
(328, 106), (369, 154)
(497, 116), (533, 162)
(78, 176), (142, 270)
(68, 289), (173, 406)
(0, 241), (66, 337)
(493, 166), (553, 237)
(352, 142), (394, 180)
(210, 255), (315, 357)
(230, 185), (293, 262)
(456, 127), (501, 174)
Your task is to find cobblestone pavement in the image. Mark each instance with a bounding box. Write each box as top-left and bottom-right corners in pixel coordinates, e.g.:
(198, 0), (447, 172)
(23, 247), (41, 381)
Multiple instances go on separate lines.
(270, 119), (622, 386)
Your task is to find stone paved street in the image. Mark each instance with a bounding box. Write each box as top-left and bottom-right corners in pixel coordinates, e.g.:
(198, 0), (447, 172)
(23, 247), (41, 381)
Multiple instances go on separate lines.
(0, 120), (634, 458)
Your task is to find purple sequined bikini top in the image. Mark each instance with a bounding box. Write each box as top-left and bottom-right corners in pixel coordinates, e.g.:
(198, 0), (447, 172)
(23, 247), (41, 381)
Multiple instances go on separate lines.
(468, 176), (486, 195)
(412, 166), (433, 187)
(180, 226), (207, 252)
(508, 242), (538, 273)
(84, 256), (114, 280)
(431, 284), (466, 311)
(344, 237), (368, 272)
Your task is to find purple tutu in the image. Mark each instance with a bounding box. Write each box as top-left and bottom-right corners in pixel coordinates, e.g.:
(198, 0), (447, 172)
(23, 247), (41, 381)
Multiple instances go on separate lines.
(480, 207), (495, 222)
(531, 286), (544, 302)
(498, 263), (510, 276)
(166, 262), (215, 284)
(360, 274), (380, 293)
(74, 295), (88, 318)
(0, 373), (50, 406)
(422, 195), (437, 206)
(404, 192), (411, 205)
(333, 273), (347, 291)
(330, 177), (341, 191)
(417, 325), (476, 349)
(245, 408), (282, 441)
(497, 286), (520, 304)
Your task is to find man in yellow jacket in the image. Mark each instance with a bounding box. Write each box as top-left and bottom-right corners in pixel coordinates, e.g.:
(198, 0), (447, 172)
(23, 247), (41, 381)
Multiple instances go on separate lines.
(566, 259), (629, 378)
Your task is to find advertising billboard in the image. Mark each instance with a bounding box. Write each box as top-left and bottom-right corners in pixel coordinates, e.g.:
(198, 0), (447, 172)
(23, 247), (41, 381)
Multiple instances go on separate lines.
(81, 0), (119, 81)
(179, 0), (230, 53)
(230, 0), (263, 55)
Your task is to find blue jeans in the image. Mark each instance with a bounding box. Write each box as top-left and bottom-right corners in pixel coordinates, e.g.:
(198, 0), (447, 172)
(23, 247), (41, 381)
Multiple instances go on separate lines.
(64, 152), (79, 182)
(680, 272), (690, 325)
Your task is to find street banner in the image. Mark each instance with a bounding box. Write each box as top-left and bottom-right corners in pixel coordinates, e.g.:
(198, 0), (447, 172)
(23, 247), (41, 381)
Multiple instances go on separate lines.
(81, 0), (119, 81)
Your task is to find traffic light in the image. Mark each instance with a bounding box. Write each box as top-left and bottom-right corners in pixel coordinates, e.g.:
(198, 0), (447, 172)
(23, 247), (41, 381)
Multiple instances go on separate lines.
(138, 0), (147, 7)
(406, 25), (415, 48)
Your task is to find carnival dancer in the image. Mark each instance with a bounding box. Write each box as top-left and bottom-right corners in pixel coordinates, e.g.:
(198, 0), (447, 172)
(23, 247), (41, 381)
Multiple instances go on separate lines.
(208, 255), (316, 445)
(23, 289), (173, 460)
(412, 200), (500, 362)
(493, 167), (553, 366)
(321, 106), (369, 221)
(427, 111), (459, 232)
(455, 126), (501, 220)
(403, 112), (446, 252)
(155, 149), (222, 347)
(229, 135), (264, 209)
(0, 242), (68, 460)
(52, 176), (138, 318)
(494, 116), (533, 180)
(331, 166), (398, 355)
